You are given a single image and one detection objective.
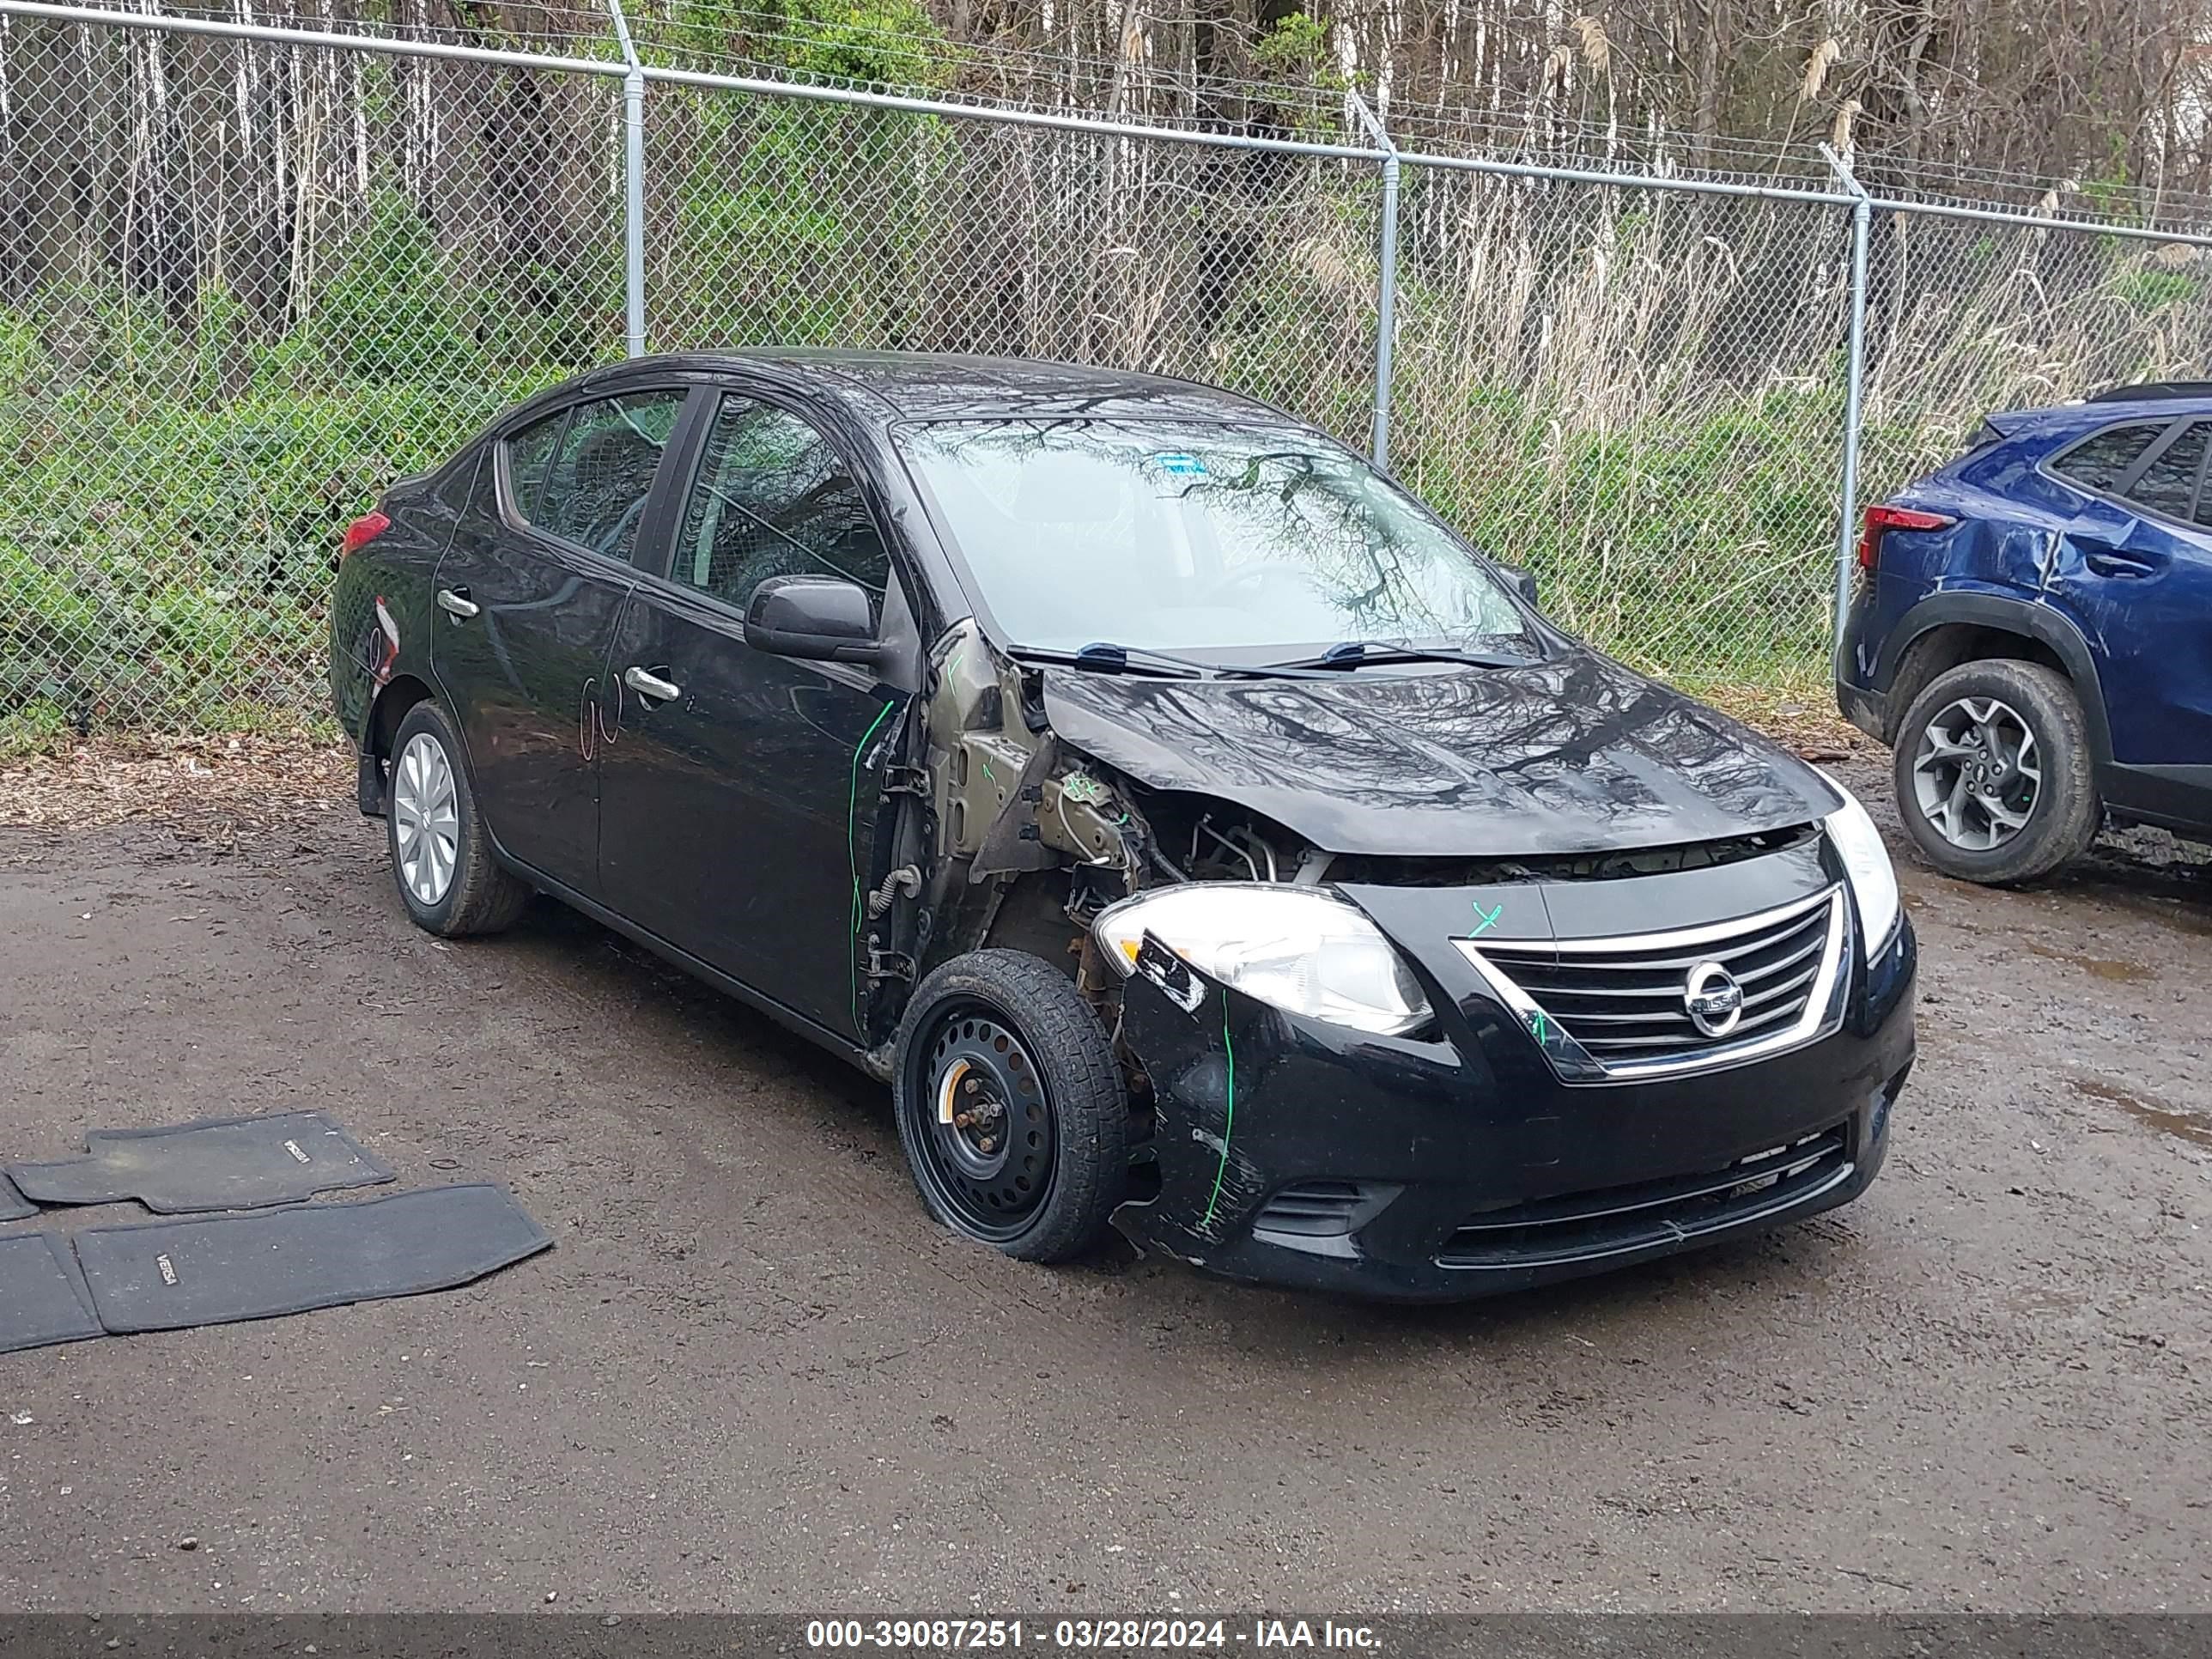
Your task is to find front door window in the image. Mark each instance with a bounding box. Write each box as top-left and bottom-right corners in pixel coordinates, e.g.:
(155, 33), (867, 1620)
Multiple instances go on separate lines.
(672, 398), (890, 611)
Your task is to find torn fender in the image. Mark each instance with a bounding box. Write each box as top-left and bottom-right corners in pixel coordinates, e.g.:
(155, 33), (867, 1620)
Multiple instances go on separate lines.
(1110, 944), (1487, 1270)
(1112, 947), (1268, 1261)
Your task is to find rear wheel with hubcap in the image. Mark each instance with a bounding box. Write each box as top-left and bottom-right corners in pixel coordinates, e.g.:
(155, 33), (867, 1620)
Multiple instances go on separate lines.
(1892, 658), (2098, 885)
(384, 700), (532, 936)
(892, 949), (1128, 1263)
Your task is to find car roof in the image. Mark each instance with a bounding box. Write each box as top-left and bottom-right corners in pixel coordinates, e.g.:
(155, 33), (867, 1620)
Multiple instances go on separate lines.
(607, 348), (1298, 426)
(1990, 382), (2212, 440)
(2083, 380), (2212, 404)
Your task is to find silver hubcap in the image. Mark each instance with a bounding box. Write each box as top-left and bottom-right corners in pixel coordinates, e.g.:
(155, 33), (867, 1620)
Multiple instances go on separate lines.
(392, 732), (460, 906)
(1911, 696), (2041, 852)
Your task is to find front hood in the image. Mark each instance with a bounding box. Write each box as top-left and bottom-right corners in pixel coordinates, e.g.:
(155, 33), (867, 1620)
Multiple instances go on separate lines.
(1041, 652), (1843, 858)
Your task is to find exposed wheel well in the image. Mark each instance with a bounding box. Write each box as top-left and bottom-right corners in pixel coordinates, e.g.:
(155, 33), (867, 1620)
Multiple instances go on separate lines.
(981, 870), (1085, 979)
(1887, 624), (2069, 741)
(368, 674), (435, 762)
(357, 675), (436, 815)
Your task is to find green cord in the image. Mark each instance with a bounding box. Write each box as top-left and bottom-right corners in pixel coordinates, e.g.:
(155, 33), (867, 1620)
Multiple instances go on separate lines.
(848, 699), (898, 1030)
(1202, 1005), (1236, 1228)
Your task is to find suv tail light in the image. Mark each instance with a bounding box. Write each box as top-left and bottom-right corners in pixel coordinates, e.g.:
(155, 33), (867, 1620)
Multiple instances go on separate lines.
(340, 510), (391, 559)
(1856, 504), (1954, 570)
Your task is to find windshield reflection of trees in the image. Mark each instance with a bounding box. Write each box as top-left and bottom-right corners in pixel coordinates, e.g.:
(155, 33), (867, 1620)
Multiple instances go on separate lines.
(912, 421), (1524, 648)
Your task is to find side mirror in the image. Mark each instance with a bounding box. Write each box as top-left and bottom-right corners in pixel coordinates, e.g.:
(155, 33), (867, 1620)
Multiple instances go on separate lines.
(1499, 563), (1540, 609)
(744, 574), (881, 663)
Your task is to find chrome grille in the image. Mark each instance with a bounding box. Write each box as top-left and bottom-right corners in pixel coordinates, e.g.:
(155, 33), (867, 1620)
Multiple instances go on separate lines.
(1457, 887), (1848, 1082)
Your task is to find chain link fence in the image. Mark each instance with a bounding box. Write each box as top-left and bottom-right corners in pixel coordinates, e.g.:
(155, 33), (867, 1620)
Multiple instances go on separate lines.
(1387, 169), (1854, 689)
(4, 1), (2212, 746)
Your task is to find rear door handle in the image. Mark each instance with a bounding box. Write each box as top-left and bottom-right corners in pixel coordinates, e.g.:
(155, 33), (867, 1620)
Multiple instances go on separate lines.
(2083, 548), (2163, 578)
(623, 665), (682, 702)
(435, 586), (480, 619)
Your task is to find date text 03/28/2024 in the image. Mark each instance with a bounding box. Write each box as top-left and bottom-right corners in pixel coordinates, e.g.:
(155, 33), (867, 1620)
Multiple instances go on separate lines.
(805, 1620), (1382, 1650)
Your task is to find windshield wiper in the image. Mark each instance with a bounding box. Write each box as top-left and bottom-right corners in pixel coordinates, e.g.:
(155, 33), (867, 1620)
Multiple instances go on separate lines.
(1256, 641), (1536, 672)
(1006, 641), (1221, 679)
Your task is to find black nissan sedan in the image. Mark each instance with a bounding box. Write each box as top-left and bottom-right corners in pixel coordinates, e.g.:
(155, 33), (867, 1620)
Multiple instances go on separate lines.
(330, 349), (1917, 1300)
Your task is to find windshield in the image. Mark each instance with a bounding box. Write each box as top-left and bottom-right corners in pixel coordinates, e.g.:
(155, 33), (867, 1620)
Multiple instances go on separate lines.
(894, 420), (1532, 659)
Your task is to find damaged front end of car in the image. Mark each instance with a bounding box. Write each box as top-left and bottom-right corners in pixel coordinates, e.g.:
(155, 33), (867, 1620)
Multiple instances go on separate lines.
(851, 619), (1388, 1243)
(853, 619), (1917, 1300)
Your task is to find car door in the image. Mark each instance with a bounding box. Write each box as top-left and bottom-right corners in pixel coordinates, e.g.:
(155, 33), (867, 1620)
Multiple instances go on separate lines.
(2045, 416), (2212, 779)
(430, 386), (690, 893)
(595, 389), (908, 1036)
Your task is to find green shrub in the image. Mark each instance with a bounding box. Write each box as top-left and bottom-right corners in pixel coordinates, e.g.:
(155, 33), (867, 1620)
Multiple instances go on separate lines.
(0, 374), (561, 732)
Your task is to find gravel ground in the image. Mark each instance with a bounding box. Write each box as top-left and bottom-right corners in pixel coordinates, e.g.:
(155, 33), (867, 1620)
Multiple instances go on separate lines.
(0, 753), (2208, 1613)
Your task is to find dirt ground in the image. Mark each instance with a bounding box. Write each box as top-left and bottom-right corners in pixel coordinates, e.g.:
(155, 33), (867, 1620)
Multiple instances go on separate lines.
(1, 744), (2209, 1613)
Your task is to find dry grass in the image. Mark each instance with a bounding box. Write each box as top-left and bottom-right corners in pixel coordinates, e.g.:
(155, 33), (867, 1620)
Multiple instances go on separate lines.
(0, 733), (353, 842)
(1698, 683), (1869, 761)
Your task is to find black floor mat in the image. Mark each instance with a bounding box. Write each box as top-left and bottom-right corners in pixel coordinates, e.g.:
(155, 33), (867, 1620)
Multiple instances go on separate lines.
(0, 1233), (103, 1352)
(72, 1184), (551, 1334)
(7, 1112), (395, 1213)
(0, 1174), (34, 1222)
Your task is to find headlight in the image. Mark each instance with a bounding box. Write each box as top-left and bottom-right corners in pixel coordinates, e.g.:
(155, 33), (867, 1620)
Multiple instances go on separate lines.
(1817, 771), (1901, 957)
(1095, 884), (1431, 1036)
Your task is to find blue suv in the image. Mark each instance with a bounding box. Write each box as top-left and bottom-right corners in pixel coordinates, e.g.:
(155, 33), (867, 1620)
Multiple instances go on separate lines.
(1838, 381), (2212, 883)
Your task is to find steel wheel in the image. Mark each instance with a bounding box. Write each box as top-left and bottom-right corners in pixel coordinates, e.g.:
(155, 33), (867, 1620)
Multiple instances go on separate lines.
(1911, 695), (2041, 853)
(392, 730), (460, 906)
(908, 1004), (1056, 1243)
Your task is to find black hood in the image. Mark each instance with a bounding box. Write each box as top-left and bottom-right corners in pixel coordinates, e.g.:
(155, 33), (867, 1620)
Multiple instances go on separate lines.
(1040, 650), (1843, 858)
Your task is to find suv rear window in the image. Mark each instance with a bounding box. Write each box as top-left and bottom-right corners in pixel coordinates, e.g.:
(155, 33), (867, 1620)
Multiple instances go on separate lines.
(2127, 422), (2210, 520)
(2051, 422), (2163, 493)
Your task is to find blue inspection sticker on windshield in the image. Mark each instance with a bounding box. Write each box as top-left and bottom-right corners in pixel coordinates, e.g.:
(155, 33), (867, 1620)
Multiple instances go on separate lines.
(1150, 452), (1209, 477)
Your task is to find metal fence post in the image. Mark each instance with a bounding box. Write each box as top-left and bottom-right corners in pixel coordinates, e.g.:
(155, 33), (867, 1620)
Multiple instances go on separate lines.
(608, 0), (647, 358)
(1822, 143), (1872, 679)
(1348, 93), (1400, 470)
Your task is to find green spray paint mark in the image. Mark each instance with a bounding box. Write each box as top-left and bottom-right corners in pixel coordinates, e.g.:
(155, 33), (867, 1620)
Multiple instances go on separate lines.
(1202, 1005), (1237, 1229)
(1470, 901), (1503, 937)
(848, 699), (898, 1030)
(980, 757), (996, 786)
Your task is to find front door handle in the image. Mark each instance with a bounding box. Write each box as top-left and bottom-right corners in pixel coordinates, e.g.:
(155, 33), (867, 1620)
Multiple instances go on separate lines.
(623, 665), (682, 703)
(436, 586), (480, 619)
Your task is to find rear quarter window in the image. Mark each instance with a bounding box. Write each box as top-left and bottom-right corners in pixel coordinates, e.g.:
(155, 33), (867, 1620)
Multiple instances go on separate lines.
(2126, 422), (2211, 520)
(2050, 422), (2165, 494)
(506, 411), (567, 525)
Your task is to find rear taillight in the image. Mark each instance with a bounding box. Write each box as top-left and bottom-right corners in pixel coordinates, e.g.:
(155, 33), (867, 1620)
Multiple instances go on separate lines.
(340, 510), (391, 559)
(1856, 504), (1955, 570)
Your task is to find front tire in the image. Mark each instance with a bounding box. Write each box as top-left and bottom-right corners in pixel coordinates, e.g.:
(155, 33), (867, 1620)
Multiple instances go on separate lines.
(1892, 658), (2099, 885)
(385, 701), (531, 937)
(892, 949), (1129, 1263)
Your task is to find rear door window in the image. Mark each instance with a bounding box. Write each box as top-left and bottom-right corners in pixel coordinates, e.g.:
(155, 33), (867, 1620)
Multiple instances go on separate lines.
(2051, 422), (2165, 495)
(506, 392), (685, 561)
(2125, 422), (2211, 521)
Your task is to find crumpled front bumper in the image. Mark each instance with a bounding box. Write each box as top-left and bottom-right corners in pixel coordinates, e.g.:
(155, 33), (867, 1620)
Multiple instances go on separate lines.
(1107, 873), (1917, 1304)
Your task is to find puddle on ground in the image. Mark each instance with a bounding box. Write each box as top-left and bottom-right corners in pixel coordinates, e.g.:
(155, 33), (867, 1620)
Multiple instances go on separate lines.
(2070, 1076), (2212, 1150)
(2021, 941), (2156, 983)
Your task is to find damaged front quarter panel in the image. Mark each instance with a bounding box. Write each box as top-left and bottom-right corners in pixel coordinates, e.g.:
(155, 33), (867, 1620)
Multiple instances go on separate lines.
(860, 619), (1156, 1070)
